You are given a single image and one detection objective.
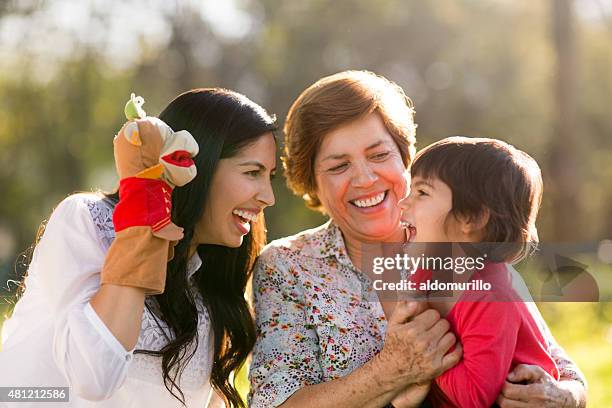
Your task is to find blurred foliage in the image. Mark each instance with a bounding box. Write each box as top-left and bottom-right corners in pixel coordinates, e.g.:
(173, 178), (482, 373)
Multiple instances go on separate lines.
(0, 0), (611, 403)
(540, 302), (612, 406)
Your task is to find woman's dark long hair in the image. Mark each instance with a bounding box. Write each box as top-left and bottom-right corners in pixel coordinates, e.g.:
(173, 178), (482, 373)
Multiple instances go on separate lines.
(107, 88), (276, 406)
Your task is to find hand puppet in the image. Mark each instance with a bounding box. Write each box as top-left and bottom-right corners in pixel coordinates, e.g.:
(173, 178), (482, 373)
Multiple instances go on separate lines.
(101, 94), (199, 294)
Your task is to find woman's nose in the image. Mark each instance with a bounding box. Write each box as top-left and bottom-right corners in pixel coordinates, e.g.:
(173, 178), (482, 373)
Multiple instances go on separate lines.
(352, 162), (378, 188)
(256, 179), (276, 207)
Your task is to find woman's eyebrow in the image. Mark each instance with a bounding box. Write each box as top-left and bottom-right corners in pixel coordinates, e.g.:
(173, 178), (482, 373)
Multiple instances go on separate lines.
(238, 161), (277, 173)
(320, 140), (386, 162)
(239, 161), (266, 169)
(365, 140), (385, 150)
(320, 153), (348, 162)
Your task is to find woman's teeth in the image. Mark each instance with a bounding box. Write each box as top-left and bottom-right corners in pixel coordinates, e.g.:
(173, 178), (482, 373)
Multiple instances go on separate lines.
(352, 191), (386, 208)
(232, 209), (257, 222)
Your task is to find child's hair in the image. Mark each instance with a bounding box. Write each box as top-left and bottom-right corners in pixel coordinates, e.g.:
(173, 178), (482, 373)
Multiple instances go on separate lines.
(411, 136), (543, 263)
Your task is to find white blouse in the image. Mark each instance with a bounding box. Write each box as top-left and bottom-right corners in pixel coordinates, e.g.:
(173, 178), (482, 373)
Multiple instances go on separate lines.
(0, 193), (214, 407)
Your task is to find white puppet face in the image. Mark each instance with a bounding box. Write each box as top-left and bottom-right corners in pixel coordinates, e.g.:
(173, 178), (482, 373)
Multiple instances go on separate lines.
(150, 118), (199, 187)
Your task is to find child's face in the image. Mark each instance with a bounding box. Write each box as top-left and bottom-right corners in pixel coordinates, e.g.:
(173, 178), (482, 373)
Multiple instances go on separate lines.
(398, 175), (468, 243)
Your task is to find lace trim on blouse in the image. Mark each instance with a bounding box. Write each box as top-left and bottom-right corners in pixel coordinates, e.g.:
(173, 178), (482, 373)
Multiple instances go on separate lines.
(83, 193), (213, 390)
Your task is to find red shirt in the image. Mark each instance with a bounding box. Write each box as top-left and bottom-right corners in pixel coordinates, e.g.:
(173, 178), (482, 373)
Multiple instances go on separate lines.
(412, 263), (559, 408)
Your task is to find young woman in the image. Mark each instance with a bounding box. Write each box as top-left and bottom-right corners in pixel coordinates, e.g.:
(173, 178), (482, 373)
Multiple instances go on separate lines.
(0, 88), (277, 407)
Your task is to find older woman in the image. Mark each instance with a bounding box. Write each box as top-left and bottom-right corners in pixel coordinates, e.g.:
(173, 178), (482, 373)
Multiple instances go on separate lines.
(249, 71), (586, 408)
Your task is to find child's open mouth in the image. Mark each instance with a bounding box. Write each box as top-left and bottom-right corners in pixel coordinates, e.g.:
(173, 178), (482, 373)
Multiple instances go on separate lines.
(400, 220), (417, 242)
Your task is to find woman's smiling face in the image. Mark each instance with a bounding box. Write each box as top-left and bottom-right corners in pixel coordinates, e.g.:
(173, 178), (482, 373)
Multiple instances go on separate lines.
(194, 132), (277, 248)
(314, 113), (409, 244)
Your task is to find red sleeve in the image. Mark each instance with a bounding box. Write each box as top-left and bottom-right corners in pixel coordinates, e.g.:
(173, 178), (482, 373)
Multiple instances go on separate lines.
(434, 300), (522, 408)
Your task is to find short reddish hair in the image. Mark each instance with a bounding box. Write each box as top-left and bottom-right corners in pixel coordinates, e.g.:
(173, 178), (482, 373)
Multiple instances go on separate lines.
(283, 70), (417, 211)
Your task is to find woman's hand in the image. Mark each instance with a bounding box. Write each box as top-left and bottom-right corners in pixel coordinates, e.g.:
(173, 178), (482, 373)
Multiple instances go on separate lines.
(279, 301), (461, 408)
(373, 301), (462, 392)
(496, 364), (586, 408)
(390, 382), (431, 408)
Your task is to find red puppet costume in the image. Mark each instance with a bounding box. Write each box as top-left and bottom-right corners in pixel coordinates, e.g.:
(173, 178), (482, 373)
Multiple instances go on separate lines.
(102, 94), (199, 294)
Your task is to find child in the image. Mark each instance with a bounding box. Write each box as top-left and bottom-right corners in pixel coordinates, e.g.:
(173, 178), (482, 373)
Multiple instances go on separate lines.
(398, 136), (559, 408)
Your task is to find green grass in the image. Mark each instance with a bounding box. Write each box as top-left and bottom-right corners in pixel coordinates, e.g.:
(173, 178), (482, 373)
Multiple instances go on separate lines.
(539, 302), (612, 406)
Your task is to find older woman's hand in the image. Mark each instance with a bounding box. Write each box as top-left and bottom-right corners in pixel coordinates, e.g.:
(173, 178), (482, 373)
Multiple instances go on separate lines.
(496, 364), (587, 408)
(373, 301), (462, 392)
(390, 382), (431, 408)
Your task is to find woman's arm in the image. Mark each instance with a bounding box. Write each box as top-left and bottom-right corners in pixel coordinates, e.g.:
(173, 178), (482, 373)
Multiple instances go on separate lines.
(90, 284), (146, 350)
(280, 302), (459, 408)
(91, 116), (187, 351)
(37, 196), (137, 400)
(249, 247), (460, 408)
(277, 357), (399, 408)
(495, 302), (588, 408)
(528, 302), (587, 387)
(497, 365), (586, 408)
(500, 266), (588, 407)
(250, 260), (460, 408)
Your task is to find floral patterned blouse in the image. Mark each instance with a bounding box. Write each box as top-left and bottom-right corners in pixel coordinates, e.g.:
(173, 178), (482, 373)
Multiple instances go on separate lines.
(248, 220), (586, 407)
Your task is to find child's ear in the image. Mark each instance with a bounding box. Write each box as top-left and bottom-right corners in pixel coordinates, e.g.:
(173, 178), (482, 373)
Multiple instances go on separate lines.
(460, 208), (490, 238)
